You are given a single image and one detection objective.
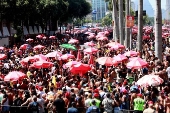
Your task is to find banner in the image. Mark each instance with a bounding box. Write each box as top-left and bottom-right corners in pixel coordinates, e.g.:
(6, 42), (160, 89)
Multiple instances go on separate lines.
(126, 16), (134, 27)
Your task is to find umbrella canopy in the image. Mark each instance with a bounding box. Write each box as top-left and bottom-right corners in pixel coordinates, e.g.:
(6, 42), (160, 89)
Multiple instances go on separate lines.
(96, 57), (113, 66)
(68, 39), (79, 44)
(49, 36), (56, 39)
(33, 45), (45, 50)
(88, 55), (94, 65)
(97, 36), (108, 41)
(124, 51), (139, 57)
(45, 51), (62, 58)
(20, 56), (36, 64)
(34, 54), (48, 61)
(36, 35), (43, 38)
(76, 50), (81, 61)
(60, 44), (77, 50)
(32, 60), (53, 68)
(70, 63), (91, 75)
(113, 54), (127, 63)
(4, 71), (26, 81)
(26, 38), (34, 42)
(137, 75), (164, 87)
(63, 61), (81, 68)
(110, 44), (125, 50)
(127, 58), (148, 69)
(84, 41), (96, 47)
(0, 46), (5, 50)
(84, 47), (98, 54)
(20, 44), (29, 50)
(61, 54), (75, 60)
(0, 54), (7, 60)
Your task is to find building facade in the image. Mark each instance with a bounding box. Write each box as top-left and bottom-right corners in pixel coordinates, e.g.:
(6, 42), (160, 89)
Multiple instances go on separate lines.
(166, 0), (170, 22)
(92, 0), (108, 21)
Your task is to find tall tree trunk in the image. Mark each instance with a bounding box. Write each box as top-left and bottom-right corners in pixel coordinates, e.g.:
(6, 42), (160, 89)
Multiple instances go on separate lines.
(155, 0), (162, 60)
(119, 0), (124, 45)
(137, 0), (143, 52)
(125, 0), (130, 48)
(112, 0), (119, 42)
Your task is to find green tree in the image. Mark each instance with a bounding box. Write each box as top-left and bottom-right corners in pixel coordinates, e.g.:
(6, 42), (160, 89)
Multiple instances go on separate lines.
(101, 13), (112, 26)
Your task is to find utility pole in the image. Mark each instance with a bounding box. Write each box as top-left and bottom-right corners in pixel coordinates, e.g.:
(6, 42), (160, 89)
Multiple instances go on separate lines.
(137, 0), (143, 53)
(155, 0), (162, 60)
(112, 0), (119, 42)
(125, 0), (130, 48)
(119, 0), (124, 45)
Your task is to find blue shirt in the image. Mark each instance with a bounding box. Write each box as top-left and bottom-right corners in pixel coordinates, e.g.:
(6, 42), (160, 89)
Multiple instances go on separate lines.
(86, 105), (100, 113)
(67, 107), (78, 113)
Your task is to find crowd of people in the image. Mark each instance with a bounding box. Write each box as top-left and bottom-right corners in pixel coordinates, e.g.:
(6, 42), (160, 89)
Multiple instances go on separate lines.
(0, 26), (169, 113)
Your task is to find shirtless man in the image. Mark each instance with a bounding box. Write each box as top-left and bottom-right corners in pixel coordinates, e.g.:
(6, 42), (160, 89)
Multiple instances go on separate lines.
(165, 93), (170, 113)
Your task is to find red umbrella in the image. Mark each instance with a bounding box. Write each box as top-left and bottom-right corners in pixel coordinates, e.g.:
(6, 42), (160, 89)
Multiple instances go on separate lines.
(33, 45), (45, 50)
(0, 54), (7, 60)
(32, 60), (53, 68)
(110, 44), (125, 50)
(124, 51), (139, 57)
(88, 35), (96, 39)
(84, 47), (98, 54)
(20, 44), (29, 50)
(84, 41), (96, 47)
(70, 63), (91, 75)
(4, 71), (26, 81)
(45, 51), (62, 58)
(61, 54), (75, 60)
(96, 57), (113, 66)
(112, 59), (119, 66)
(113, 54), (127, 63)
(127, 58), (148, 69)
(20, 56), (36, 65)
(36, 35), (43, 38)
(68, 39), (79, 44)
(63, 61), (81, 68)
(49, 36), (56, 39)
(88, 55), (94, 65)
(129, 57), (143, 61)
(34, 54), (48, 61)
(26, 38), (34, 42)
(0, 46), (5, 50)
(143, 35), (150, 40)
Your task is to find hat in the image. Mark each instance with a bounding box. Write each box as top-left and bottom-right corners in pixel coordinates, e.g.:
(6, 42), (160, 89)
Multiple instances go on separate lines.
(93, 93), (100, 98)
(148, 101), (153, 105)
(137, 93), (143, 97)
(122, 89), (128, 94)
(94, 89), (99, 93)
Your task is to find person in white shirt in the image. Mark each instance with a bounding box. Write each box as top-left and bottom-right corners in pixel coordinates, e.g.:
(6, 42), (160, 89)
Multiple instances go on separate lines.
(166, 66), (170, 79)
(85, 93), (92, 107)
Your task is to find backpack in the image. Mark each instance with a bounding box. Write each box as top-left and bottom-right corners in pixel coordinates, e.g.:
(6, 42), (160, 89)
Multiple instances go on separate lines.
(90, 106), (98, 113)
(29, 102), (39, 112)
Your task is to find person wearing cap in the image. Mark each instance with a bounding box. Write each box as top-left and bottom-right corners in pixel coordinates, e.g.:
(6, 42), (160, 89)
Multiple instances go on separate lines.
(86, 99), (100, 113)
(90, 93), (101, 109)
(143, 101), (155, 113)
(133, 94), (145, 113)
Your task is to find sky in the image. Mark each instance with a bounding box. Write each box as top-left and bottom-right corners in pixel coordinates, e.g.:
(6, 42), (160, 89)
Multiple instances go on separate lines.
(132, 0), (166, 10)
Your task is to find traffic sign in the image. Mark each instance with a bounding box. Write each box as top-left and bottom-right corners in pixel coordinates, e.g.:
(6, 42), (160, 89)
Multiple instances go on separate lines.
(126, 16), (134, 27)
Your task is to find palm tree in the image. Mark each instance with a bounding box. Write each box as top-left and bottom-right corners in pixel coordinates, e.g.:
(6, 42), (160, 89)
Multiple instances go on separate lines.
(155, 0), (162, 60)
(112, 0), (119, 41)
(119, 0), (124, 45)
(137, 0), (143, 52)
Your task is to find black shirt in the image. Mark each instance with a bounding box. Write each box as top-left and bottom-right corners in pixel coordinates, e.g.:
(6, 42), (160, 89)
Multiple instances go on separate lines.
(53, 98), (65, 113)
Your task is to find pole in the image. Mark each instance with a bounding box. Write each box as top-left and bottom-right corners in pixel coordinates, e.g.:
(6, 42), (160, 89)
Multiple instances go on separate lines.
(137, 0), (143, 52)
(119, 0), (124, 45)
(125, 0), (130, 48)
(129, 0), (132, 50)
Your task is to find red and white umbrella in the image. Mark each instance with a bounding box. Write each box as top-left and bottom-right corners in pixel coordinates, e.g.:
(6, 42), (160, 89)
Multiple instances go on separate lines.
(26, 38), (34, 42)
(84, 47), (98, 54)
(49, 36), (56, 39)
(70, 63), (91, 75)
(124, 51), (139, 57)
(63, 61), (81, 68)
(110, 44), (125, 50)
(113, 54), (127, 63)
(33, 45), (45, 50)
(127, 58), (148, 69)
(36, 35), (43, 38)
(61, 54), (75, 60)
(34, 54), (48, 61)
(137, 75), (164, 87)
(96, 57), (113, 66)
(45, 51), (62, 58)
(0, 54), (7, 60)
(32, 60), (53, 68)
(20, 56), (36, 64)
(0, 46), (5, 50)
(88, 55), (94, 65)
(4, 71), (26, 81)
(84, 41), (96, 47)
(68, 39), (79, 44)
(97, 36), (108, 41)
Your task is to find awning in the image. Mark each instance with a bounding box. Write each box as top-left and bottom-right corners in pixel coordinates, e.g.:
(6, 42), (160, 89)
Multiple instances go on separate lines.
(34, 26), (38, 34)
(3, 27), (10, 36)
(29, 26), (34, 34)
(23, 26), (29, 35)
(39, 26), (42, 33)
